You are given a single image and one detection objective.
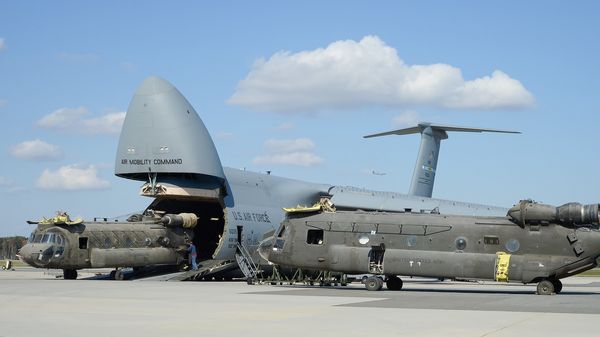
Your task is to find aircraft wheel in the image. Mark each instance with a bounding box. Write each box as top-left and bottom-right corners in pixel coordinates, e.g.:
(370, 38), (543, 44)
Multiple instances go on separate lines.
(386, 276), (403, 290)
(365, 276), (383, 291)
(536, 279), (555, 295)
(552, 279), (563, 294)
(113, 269), (125, 281)
(63, 269), (77, 280)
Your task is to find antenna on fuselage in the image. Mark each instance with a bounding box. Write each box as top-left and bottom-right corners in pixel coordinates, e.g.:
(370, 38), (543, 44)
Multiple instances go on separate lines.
(364, 123), (520, 198)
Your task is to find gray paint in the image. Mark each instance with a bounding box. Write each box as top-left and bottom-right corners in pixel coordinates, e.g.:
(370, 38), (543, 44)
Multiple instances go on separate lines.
(115, 76), (225, 183)
(365, 123), (519, 198)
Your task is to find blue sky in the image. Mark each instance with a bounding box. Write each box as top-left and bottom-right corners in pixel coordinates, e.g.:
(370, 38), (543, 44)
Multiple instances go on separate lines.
(1, 1), (599, 236)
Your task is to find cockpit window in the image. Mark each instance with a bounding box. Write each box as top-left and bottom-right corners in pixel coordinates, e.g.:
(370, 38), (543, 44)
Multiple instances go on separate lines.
(274, 238), (285, 249)
(32, 234), (43, 243)
(277, 225), (287, 238)
(42, 233), (56, 244)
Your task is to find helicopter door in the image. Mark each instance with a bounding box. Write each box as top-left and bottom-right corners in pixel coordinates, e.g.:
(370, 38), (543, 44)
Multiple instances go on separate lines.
(368, 244), (385, 274)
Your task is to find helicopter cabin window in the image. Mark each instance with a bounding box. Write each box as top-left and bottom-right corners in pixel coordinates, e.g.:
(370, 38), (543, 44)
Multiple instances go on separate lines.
(484, 236), (500, 245)
(277, 225), (287, 238)
(307, 229), (324, 245)
(79, 237), (88, 249)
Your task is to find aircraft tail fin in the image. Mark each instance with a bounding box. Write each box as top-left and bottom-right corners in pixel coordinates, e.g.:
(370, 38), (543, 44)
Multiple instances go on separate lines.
(364, 123), (519, 198)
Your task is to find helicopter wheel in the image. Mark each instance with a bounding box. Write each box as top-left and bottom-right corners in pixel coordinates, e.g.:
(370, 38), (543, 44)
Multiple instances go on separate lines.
(536, 279), (555, 295)
(551, 279), (563, 294)
(365, 276), (384, 291)
(63, 269), (77, 280)
(385, 276), (403, 290)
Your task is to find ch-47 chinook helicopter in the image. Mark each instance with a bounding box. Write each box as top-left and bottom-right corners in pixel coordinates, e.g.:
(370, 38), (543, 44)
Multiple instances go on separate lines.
(258, 200), (600, 295)
(20, 76), (517, 280)
(20, 212), (198, 280)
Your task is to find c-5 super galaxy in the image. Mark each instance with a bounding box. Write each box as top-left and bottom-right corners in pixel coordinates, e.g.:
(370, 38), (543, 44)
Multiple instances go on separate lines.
(20, 77), (516, 280)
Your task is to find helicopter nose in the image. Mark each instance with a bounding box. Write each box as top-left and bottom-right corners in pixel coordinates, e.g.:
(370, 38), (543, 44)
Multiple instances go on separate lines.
(17, 244), (36, 266)
(18, 244), (53, 267)
(258, 237), (274, 262)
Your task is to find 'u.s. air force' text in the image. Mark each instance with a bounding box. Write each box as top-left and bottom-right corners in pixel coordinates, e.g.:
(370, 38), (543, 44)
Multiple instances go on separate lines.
(121, 158), (183, 165)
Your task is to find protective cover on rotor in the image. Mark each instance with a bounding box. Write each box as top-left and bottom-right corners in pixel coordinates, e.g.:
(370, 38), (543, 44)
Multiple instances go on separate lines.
(161, 213), (198, 228)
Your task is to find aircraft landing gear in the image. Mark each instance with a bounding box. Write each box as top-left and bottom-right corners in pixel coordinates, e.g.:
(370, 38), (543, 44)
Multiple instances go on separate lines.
(63, 269), (77, 280)
(551, 279), (563, 294)
(385, 276), (403, 290)
(536, 279), (556, 295)
(364, 276), (384, 291)
(110, 269), (125, 281)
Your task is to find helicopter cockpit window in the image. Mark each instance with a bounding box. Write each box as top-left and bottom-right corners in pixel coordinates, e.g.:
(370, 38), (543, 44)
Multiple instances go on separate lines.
(277, 225), (287, 238)
(307, 229), (324, 245)
(42, 233), (56, 244)
(274, 238), (285, 249)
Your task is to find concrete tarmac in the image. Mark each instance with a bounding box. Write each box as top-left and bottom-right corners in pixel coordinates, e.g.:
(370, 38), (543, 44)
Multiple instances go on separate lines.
(1, 268), (600, 337)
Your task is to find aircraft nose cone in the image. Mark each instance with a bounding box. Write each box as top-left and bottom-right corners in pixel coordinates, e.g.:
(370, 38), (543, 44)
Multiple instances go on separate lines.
(134, 76), (177, 96)
(115, 76), (226, 183)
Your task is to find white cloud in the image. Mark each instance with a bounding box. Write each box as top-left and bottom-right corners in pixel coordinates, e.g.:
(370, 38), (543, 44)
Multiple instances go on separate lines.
(80, 111), (126, 134)
(274, 122), (294, 131)
(392, 110), (420, 128)
(38, 107), (88, 128)
(229, 36), (534, 113)
(10, 139), (63, 161)
(37, 107), (125, 135)
(36, 164), (110, 190)
(0, 38), (5, 51)
(253, 138), (323, 167)
(254, 152), (323, 166)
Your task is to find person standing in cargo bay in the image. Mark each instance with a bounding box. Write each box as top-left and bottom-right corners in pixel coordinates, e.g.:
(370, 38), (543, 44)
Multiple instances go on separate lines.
(187, 242), (198, 270)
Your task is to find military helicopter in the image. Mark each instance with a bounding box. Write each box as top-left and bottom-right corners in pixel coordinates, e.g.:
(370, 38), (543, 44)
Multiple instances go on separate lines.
(19, 211), (196, 279)
(258, 200), (600, 295)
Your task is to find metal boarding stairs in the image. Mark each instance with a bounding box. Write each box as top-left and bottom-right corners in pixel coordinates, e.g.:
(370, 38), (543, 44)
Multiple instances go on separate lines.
(235, 242), (261, 281)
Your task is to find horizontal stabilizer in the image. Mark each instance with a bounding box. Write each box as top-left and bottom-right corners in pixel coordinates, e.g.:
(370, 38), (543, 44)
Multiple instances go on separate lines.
(364, 123), (520, 139)
(364, 122), (520, 198)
